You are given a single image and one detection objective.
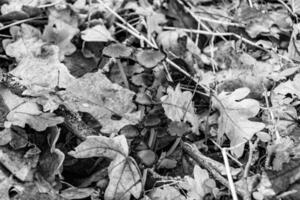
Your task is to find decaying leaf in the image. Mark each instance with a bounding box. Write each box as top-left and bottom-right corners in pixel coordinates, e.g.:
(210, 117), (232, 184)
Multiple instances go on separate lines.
(60, 70), (141, 134)
(212, 87), (265, 157)
(161, 84), (199, 134)
(43, 7), (79, 59)
(4, 24), (75, 88)
(180, 165), (218, 199)
(0, 88), (64, 131)
(149, 185), (185, 200)
(69, 135), (142, 200)
(0, 146), (39, 181)
(60, 187), (95, 200)
(103, 43), (166, 68)
(0, 169), (13, 200)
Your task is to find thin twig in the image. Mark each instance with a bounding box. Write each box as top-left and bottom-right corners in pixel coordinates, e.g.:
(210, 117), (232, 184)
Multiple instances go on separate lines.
(221, 148), (238, 200)
(176, 0), (227, 41)
(209, 139), (243, 167)
(182, 142), (246, 198)
(163, 26), (268, 52)
(0, 17), (44, 32)
(243, 139), (258, 178)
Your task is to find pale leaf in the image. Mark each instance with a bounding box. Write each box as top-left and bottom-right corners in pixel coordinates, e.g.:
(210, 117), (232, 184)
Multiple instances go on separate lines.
(69, 135), (142, 200)
(161, 84), (199, 134)
(212, 87), (265, 157)
(81, 25), (113, 42)
(60, 70), (141, 134)
(69, 135), (129, 159)
(105, 156), (142, 200)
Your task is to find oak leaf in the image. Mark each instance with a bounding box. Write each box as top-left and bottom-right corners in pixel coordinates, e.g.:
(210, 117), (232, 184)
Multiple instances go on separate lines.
(212, 87), (265, 157)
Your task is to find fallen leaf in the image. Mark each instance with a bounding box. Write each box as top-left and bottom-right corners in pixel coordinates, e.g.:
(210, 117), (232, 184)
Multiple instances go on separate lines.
(161, 84), (199, 134)
(149, 185), (185, 200)
(135, 49), (166, 69)
(103, 43), (133, 58)
(60, 70), (141, 134)
(6, 102), (64, 131)
(81, 24), (113, 42)
(212, 87), (265, 157)
(69, 135), (142, 200)
(274, 73), (300, 98)
(43, 7), (79, 59)
(60, 187), (95, 200)
(0, 128), (12, 146)
(0, 146), (39, 181)
(180, 165), (217, 199)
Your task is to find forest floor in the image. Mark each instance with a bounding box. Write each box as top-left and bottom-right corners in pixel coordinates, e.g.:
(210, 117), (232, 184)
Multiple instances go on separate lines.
(0, 0), (300, 200)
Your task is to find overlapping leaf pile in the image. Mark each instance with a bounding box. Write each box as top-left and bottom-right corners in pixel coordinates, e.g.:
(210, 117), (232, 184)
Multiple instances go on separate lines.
(1, 0), (300, 200)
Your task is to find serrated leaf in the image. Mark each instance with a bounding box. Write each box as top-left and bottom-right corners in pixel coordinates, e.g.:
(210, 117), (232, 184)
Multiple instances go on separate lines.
(212, 87), (265, 157)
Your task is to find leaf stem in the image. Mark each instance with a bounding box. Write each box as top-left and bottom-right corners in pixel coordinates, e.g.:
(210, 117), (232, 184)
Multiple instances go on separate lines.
(116, 59), (130, 89)
(166, 137), (181, 157)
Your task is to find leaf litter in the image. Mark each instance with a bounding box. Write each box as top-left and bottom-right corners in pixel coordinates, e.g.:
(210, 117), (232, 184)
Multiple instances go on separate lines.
(0, 0), (300, 200)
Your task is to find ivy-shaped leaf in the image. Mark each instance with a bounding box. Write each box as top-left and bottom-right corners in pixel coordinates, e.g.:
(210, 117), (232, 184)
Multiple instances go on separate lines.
(69, 135), (142, 200)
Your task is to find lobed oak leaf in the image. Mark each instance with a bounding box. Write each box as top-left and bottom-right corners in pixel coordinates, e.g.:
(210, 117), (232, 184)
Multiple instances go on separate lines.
(212, 87), (265, 157)
(161, 84), (199, 134)
(69, 135), (142, 200)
